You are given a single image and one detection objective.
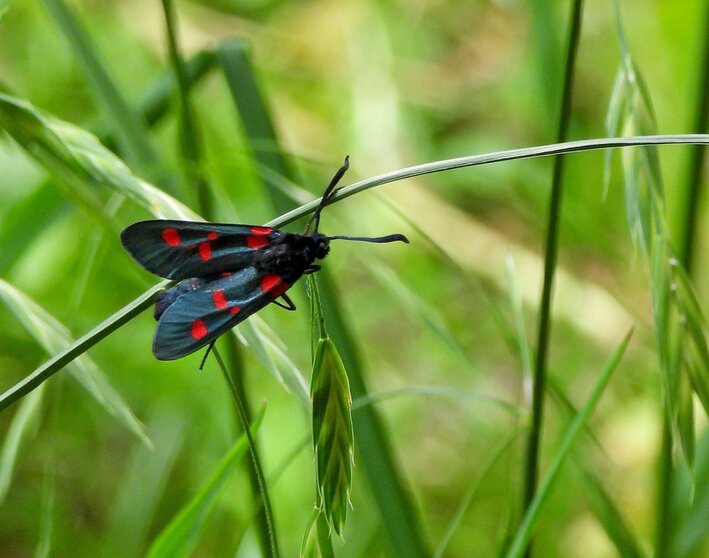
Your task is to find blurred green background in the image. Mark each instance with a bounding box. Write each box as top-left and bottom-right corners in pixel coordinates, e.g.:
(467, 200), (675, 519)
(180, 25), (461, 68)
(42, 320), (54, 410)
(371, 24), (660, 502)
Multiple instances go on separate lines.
(0, 1), (707, 557)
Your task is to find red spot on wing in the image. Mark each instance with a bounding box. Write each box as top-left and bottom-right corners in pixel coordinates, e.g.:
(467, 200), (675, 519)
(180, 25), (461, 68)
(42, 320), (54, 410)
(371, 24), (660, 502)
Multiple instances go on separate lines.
(191, 319), (208, 340)
(229, 305), (241, 315)
(261, 275), (290, 298)
(220, 272), (232, 277)
(247, 235), (269, 249)
(207, 231), (219, 240)
(198, 242), (212, 261)
(251, 226), (272, 235)
(212, 290), (228, 310)
(162, 228), (180, 247)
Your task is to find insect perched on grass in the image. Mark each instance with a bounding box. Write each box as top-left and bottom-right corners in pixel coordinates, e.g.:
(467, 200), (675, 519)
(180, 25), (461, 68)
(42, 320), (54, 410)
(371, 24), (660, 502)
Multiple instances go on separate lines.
(121, 157), (409, 360)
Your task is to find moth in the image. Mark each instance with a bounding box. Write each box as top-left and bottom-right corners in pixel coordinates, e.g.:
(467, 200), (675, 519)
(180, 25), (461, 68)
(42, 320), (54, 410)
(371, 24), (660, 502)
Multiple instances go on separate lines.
(121, 157), (408, 360)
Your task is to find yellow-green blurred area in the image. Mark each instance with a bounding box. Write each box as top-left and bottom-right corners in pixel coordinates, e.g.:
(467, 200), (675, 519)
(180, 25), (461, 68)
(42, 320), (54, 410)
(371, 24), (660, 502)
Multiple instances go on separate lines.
(0, 1), (707, 557)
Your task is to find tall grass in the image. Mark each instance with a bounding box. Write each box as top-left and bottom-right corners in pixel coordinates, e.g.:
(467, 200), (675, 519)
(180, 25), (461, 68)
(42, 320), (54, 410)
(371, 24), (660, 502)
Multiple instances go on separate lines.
(0, 2), (707, 557)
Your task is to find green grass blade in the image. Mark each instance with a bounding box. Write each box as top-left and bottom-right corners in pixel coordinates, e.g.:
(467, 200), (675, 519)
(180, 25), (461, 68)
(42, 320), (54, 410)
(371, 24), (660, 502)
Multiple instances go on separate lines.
(434, 432), (520, 558)
(0, 182), (67, 274)
(0, 282), (163, 414)
(236, 318), (310, 406)
(0, 93), (196, 220)
(106, 408), (187, 558)
(146, 406), (265, 558)
(524, 3), (585, 549)
(265, 134), (709, 230)
(505, 328), (633, 558)
(216, 39), (292, 213)
(369, 263), (482, 374)
(0, 387), (44, 504)
(0, 279), (149, 445)
(160, 0), (210, 214)
(41, 0), (160, 174)
(34, 464), (55, 558)
(577, 464), (646, 558)
(670, 431), (709, 557)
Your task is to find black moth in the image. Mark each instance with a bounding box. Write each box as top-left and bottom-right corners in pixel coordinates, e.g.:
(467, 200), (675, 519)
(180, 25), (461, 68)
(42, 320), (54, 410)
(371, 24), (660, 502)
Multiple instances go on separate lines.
(121, 157), (409, 360)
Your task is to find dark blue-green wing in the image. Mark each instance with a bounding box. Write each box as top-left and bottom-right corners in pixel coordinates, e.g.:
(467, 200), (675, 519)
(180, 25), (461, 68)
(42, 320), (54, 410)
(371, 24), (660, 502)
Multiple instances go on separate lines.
(121, 220), (281, 280)
(153, 266), (294, 360)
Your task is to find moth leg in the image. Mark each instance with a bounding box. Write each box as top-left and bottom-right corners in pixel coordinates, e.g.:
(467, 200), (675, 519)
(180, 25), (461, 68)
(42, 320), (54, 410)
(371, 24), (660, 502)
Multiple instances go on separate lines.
(304, 265), (321, 275)
(199, 340), (216, 370)
(272, 293), (296, 311)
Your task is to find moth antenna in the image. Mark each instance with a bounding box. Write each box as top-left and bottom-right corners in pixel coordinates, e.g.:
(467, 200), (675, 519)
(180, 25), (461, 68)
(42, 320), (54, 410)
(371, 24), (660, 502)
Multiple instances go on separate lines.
(328, 233), (409, 244)
(305, 156), (350, 234)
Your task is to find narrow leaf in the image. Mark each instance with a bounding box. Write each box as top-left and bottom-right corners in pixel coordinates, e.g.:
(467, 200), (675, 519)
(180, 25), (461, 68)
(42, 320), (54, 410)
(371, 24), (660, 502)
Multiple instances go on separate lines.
(146, 406), (265, 558)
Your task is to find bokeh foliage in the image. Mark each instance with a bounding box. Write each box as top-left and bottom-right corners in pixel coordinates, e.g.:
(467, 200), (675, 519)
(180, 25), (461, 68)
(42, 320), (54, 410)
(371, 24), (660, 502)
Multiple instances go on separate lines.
(0, 1), (707, 557)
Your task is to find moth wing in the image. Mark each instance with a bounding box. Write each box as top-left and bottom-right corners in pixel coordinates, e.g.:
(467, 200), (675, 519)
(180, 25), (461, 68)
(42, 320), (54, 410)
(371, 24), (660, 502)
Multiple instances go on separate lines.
(121, 220), (281, 280)
(153, 266), (294, 360)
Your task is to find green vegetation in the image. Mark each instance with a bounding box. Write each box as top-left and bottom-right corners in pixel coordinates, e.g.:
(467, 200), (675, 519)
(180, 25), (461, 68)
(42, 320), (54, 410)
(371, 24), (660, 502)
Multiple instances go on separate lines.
(0, 1), (707, 556)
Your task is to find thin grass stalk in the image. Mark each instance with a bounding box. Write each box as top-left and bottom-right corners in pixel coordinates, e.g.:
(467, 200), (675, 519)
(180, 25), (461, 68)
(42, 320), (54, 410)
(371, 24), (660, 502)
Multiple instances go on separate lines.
(212, 346), (279, 558)
(522, 3), (584, 556)
(656, 4), (709, 556)
(268, 135), (709, 230)
(160, 0), (211, 215)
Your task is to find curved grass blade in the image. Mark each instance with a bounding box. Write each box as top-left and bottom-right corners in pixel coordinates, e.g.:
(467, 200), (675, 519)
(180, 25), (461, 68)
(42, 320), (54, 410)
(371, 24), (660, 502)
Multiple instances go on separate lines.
(0, 279), (149, 445)
(268, 134), (709, 230)
(0, 282), (163, 414)
(0, 93), (196, 220)
(504, 328), (634, 558)
(146, 406), (265, 558)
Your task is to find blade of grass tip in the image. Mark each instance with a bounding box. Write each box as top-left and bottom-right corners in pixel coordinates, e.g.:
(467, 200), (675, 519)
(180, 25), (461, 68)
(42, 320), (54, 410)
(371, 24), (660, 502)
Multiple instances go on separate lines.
(0, 387), (44, 504)
(547, 377), (644, 558)
(0, 279), (150, 445)
(212, 348), (279, 558)
(434, 431), (521, 558)
(505, 328), (633, 558)
(524, 4), (584, 552)
(160, 0), (211, 215)
(265, 134), (709, 232)
(0, 93), (197, 220)
(41, 0), (161, 176)
(0, 281), (163, 414)
(146, 405), (266, 558)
